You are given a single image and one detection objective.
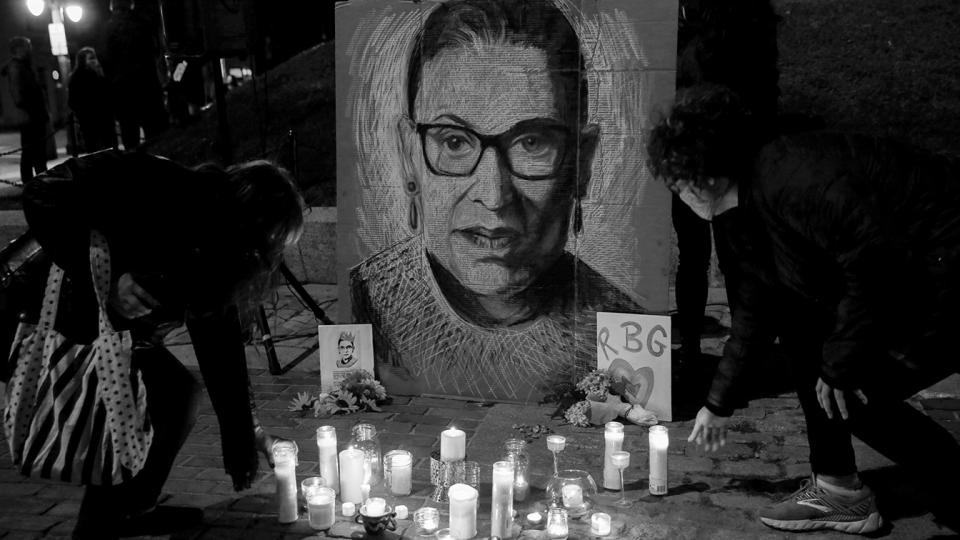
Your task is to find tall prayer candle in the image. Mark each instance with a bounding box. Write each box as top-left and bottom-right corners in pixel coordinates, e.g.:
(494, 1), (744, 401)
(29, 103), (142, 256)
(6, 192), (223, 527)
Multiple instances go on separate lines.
(448, 483), (478, 539)
(648, 425), (669, 495)
(387, 450), (413, 495)
(602, 421), (624, 489)
(491, 461), (514, 538)
(339, 447), (366, 503)
(272, 441), (299, 523)
(316, 426), (339, 493)
(441, 427), (466, 462)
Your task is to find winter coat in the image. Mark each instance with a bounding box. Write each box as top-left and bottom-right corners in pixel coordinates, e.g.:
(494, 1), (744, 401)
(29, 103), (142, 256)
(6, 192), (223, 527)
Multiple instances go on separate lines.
(2, 56), (49, 126)
(707, 131), (960, 416)
(21, 150), (261, 484)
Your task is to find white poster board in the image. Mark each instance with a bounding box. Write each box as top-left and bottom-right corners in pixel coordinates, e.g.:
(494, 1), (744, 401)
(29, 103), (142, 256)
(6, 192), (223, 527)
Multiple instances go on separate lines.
(318, 324), (375, 393)
(597, 312), (672, 421)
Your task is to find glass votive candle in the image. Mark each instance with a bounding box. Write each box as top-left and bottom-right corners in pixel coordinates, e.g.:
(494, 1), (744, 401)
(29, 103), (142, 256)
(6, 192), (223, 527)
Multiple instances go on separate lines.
(547, 435), (566, 452)
(546, 507), (568, 540)
(395, 504), (408, 519)
(342, 501), (356, 516)
(413, 506), (440, 534)
(591, 512), (612, 536)
(302, 482), (335, 531)
(527, 511), (543, 526)
(383, 449), (414, 496)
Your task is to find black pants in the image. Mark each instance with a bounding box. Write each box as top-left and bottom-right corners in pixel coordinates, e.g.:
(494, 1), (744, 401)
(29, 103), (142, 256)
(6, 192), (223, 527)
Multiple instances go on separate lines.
(781, 318), (960, 510)
(19, 120), (47, 182)
(74, 346), (199, 538)
(672, 194), (737, 351)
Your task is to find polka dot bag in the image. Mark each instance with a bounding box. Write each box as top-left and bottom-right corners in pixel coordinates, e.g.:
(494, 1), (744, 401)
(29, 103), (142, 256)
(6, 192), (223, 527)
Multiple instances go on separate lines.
(2, 230), (153, 485)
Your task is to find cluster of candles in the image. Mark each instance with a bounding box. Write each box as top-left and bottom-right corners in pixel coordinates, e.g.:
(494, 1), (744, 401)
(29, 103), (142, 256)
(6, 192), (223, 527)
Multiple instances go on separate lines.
(272, 422), (669, 538)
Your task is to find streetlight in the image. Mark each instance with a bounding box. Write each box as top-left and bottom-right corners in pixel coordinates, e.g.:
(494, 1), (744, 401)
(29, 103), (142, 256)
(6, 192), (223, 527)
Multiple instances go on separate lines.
(26, 0), (44, 16)
(65, 4), (82, 23)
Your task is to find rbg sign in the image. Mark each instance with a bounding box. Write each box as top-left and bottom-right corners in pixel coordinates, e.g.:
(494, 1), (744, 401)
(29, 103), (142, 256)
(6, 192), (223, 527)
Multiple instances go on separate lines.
(596, 313), (672, 421)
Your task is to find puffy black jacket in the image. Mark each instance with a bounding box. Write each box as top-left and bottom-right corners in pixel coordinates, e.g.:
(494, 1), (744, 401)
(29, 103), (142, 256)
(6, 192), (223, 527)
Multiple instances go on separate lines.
(21, 149), (260, 486)
(707, 132), (960, 415)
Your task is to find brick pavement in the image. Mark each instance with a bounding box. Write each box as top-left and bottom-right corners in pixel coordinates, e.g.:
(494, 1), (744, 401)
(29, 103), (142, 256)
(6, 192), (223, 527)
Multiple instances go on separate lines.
(1, 286), (959, 539)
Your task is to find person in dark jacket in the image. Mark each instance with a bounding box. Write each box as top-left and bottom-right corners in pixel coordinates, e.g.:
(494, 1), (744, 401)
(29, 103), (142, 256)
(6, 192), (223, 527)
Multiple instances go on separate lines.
(2, 37), (49, 181)
(69, 47), (117, 152)
(22, 150), (305, 539)
(647, 85), (960, 534)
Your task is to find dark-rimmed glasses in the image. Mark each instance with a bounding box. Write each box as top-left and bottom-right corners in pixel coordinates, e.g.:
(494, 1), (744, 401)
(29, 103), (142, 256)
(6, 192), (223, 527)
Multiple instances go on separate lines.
(417, 120), (572, 180)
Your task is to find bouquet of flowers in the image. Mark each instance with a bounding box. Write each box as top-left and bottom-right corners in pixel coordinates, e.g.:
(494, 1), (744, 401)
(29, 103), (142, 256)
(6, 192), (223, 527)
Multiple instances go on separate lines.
(563, 368), (657, 427)
(287, 369), (388, 417)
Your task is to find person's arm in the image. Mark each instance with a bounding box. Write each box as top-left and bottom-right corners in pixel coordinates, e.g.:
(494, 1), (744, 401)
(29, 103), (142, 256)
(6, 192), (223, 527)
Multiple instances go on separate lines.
(185, 305), (261, 490)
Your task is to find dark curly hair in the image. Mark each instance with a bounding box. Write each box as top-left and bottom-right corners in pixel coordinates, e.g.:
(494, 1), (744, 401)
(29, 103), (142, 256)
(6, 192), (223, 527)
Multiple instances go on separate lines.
(646, 84), (761, 190)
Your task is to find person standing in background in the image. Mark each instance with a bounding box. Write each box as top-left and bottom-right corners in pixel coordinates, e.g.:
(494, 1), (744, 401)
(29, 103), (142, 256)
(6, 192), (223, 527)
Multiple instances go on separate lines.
(2, 37), (49, 181)
(69, 47), (117, 153)
(101, 0), (168, 149)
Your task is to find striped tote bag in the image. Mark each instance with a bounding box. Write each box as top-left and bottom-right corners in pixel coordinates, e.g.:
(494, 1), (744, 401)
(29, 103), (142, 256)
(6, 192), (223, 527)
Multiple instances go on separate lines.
(2, 230), (152, 485)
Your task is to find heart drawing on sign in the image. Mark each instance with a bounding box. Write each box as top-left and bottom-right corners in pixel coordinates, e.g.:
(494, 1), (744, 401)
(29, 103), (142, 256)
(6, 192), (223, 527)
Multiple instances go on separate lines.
(607, 358), (654, 407)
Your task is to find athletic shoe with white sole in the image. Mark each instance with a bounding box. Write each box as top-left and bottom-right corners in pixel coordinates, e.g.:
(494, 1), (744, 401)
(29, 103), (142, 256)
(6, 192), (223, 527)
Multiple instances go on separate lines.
(759, 477), (883, 535)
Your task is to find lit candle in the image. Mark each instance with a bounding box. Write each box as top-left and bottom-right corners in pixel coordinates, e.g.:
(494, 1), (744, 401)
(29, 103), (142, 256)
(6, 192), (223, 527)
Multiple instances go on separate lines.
(365, 497), (387, 518)
(440, 427), (466, 462)
(388, 450), (413, 495)
(448, 483), (478, 539)
(338, 447), (366, 503)
(526, 512), (542, 526)
(303, 483), (336, 530)
(591, 512), (612, 536)
(546, 435), (566, 452)
(546, 507), (568, 540)
(361, 483), (371, 502)
(272, 441), (298, 523)
(316, 426), (340, 493)
(514, 476), (530, 502)
(648, 425), (669, 495)
(342, 501), (356, 516)
(491, 461), (514, 538)
(395, 505), (409, 520)
(561, 484), (583, 508)
(414, 507), (440, 533)
(602, 421), (625, 489)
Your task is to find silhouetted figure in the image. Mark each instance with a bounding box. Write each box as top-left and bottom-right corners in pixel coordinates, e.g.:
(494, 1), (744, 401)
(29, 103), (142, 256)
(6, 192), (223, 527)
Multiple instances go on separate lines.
(101, 0), (168, 149)
(671, 0), (780, 361)
(69, 47), (117, 152)
(2, 37), (49, 181)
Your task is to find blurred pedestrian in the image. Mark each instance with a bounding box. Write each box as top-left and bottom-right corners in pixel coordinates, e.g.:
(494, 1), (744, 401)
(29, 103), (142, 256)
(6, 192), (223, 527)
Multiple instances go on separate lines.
(69, 47), (117, 152)
(649, 84), (960, 534)
(1, 37), (49, 181)
(22, 150), (306, 539)
(101, 0), (168, 149)
(671, 0), (780, 363)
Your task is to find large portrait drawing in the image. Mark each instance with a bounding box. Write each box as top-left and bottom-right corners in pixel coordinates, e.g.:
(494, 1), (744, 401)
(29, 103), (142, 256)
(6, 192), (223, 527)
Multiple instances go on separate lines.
(336, 0), (677, 402)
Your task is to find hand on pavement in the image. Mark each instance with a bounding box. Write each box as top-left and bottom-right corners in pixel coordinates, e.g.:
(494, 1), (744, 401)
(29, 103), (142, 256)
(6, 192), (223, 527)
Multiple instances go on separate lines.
(688, 406), (728, 452)
(816, 377), (868, 420)
(109, 273), (159, 319)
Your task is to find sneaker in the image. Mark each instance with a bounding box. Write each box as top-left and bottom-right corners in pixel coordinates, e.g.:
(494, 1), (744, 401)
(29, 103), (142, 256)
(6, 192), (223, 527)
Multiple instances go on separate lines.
(759, 477), (883, 534)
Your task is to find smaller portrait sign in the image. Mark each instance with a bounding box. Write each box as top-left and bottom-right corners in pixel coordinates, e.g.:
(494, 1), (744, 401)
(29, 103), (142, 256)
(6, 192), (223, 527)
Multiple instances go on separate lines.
(317, 324), (375, 392)
(597, 313), (672, 421)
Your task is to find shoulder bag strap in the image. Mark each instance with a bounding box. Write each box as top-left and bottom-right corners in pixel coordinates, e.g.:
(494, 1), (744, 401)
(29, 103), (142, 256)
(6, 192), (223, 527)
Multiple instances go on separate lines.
(36, 264), (65, 333)
(87, 230), (116, 335)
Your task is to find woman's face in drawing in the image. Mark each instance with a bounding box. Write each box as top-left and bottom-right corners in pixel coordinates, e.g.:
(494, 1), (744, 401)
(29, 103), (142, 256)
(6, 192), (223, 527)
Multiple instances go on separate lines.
(406, 43), (588, 297)
(338, 339), (354, 361)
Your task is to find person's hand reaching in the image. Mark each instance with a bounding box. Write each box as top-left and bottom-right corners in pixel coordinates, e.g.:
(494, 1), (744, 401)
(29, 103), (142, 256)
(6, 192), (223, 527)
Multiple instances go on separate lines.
(109, 273), (159, 319)
(687, 406), (728, 452)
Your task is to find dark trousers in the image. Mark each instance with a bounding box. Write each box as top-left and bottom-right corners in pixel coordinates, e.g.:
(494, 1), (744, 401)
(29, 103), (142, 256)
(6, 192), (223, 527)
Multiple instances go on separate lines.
(74, 346), (199, 539)
(672, 194), (737, 351)
(19, 121), (47, 182)
(115, 88), (168, 150)
(781, 315), (960, 510)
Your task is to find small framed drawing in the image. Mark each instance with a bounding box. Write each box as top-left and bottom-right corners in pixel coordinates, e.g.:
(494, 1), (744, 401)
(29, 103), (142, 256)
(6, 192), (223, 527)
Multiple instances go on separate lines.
(596, 312), (672, 421)
(317, 324), (375, 392)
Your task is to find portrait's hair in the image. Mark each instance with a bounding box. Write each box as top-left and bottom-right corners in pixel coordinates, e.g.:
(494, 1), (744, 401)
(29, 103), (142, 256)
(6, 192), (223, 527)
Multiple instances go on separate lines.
(406, 0), (587, 125)
(646, 84), (759, 190)
(338, 331), (356, 345)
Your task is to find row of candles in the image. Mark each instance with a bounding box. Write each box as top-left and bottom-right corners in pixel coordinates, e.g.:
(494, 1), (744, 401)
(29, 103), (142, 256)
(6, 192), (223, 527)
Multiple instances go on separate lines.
(274, 422), (670, 538)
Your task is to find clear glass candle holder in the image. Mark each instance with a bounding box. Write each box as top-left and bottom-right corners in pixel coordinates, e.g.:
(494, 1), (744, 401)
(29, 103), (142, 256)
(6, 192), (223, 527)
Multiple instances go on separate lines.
(545, 469), (598, 517)
(413, 506), (440, 534)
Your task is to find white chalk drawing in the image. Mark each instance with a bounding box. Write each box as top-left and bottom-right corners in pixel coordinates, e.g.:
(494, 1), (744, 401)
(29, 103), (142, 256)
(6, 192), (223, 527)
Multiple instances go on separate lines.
(336, 0), (676, 402)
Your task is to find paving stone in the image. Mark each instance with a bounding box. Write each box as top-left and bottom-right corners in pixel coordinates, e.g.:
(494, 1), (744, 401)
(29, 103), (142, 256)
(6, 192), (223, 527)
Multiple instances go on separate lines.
(669, 456), (716, 474)
(33, 484), (85, 500)
(719, 461), (781, 478)
(709, 492), (775, 511)
(0, 514), (63, 532)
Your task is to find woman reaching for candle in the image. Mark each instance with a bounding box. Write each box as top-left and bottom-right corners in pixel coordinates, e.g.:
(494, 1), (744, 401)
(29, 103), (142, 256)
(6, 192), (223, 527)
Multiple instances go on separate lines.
(647, 84), (960, 535)
(21, 149), (306, 539)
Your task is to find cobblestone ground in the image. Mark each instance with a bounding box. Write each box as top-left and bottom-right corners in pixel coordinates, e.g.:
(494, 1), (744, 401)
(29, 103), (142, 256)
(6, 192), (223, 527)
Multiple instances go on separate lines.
(1, 287), (958, 539)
